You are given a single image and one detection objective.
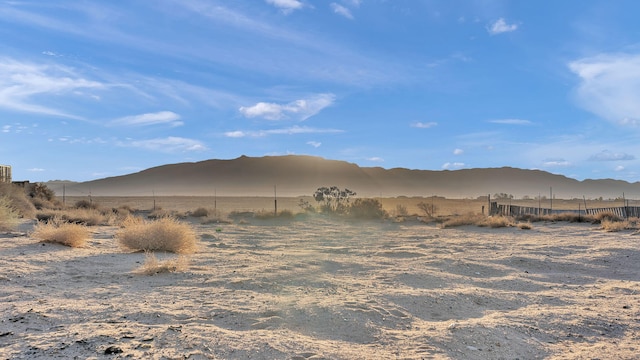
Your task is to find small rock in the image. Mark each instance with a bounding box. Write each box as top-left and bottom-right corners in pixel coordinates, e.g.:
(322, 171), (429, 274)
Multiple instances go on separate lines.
(104, 345), (123, 355)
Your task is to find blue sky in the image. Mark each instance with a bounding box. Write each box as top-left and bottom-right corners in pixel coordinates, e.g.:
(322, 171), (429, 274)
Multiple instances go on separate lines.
(2, 0), (640, 183)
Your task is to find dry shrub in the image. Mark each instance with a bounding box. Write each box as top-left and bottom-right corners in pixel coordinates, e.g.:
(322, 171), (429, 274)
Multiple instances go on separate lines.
(439, 213), (485, 228)
(349, 198), (387, 219)
(135, 251), (189, 275)
(191, 207), (209, 217)
(254, 209), (294, 220)
(601, 219), (634, 232)
(31, 219), (89, 247)
(0, 196), (20, 231)
(116, 217), (199, 254)
(594, 211), (621, 223)
(517, 222), (532, 230)
(0, 183), (36, 218)
(36, 208), (114, 226)
(478, 216), (514, 228)
(201, 210), (231, 224)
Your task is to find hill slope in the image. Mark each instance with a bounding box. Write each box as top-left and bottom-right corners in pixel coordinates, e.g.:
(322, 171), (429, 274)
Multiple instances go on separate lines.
(52, 155), (640, 198)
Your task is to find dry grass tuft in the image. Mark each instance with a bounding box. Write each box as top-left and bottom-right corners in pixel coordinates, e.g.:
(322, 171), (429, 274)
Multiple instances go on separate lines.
(36, 208), (116, 226)
(478, 216), (515, 228)
(600, 219), (639, 232)
(0, 196), (20, 231)
(116, 216), (199, 254)
(439, 213), (485, 228)
(134, 251), (190, 275)
(31, 218), (89, 247)
(517, 222), (532, 230)
(594, 211), (622, 223)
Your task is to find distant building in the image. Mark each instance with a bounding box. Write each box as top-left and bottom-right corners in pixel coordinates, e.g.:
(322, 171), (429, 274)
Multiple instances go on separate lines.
(0, 165), (11, 183)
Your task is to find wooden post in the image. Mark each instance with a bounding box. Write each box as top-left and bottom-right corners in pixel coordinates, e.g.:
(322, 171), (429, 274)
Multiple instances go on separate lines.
(274, 185), (277, 216)
(62, 184), (66, 206)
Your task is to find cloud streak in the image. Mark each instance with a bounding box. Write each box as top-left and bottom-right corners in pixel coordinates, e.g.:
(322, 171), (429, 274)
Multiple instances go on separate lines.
(224, 125), (343, 138)
(239, 94), (335, 121)
(569, 53), (640, 126)
(110, 111), (183, 127)
(120, 137), (208, 152)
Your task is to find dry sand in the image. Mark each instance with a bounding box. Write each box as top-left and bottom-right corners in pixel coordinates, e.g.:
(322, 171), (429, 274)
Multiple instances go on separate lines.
(1, 216), (639, 359)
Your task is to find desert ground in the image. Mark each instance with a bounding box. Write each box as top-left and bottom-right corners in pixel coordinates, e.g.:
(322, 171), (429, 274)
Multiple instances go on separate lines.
(1, 197), (640, 359)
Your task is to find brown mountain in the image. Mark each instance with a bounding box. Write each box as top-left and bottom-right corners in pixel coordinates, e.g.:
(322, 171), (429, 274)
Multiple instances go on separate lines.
(53, 155), (640, 199)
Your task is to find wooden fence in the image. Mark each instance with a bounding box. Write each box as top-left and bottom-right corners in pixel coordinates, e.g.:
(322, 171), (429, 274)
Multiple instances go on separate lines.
(490, 202), (640, 218)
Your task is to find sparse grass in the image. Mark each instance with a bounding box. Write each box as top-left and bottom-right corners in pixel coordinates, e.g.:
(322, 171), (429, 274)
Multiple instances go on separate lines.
(116, 216), (199, 254)
(478, 216), (515, 228)
(134, 251), (190, 275)
(0, 196), (20, 231)
(31, 218), (89, 247)
(0, 183), (36, 219)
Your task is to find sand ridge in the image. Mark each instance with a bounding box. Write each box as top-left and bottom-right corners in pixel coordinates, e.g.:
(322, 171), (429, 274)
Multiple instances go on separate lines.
(1, 217), (639, 359)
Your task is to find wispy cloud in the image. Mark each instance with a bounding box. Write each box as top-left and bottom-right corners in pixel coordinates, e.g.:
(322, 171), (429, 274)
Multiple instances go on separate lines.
(110, 111), (183, 127)
(411, 121), (438, 128)
(569, 53), (640, 126)
(307, 141), (322, 148)
(442, 162), (465, 170)
(224, 125), (343, 138)
(487, 18), (518, 35)
(239, 93), (335, 121)
(542, 159), (572, 168)
(265, 0), (304, 13)
(453, 148), (464, 155)
(0, 58), (105, 119)
(489, 118), (531, 125)
(120, 137), (208, 152)
(588, 150), (635, 161)
(367, 157), (384, 162)
(331, 3), (354, 19)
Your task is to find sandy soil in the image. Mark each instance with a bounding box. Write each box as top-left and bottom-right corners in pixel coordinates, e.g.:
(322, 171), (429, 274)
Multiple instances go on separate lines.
(1, 216), (639, 359)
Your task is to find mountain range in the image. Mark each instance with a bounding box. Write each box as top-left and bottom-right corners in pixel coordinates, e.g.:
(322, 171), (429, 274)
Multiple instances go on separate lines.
(49, 155), (640, 199)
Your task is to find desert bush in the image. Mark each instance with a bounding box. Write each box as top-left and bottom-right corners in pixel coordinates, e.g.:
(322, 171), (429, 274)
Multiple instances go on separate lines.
(601, 219), (636, 232)
(75, 199), (98, 209)
(201, 210), (231, 224)
(517, 222), (532, 230)
(31, 219), (89, 247)
(29, 183), (56, 202)
(478, 216), (514, 228)
(36, 208), (114, 226)
(191, 207), (209, 217)
(313, 186), (355, 213)
(417, 201), (437, 218)
(348, 198), (387, 219)
(116, 217), (199, 254)
(593, 211), (621, 223)
(254, 209), (295, 220)
(0, 183), (36, 218)
(135, 251), (189, 275)
(0, 196), (20, 231)
(393, 204), (409, 217)
(439, 213), (485, 228)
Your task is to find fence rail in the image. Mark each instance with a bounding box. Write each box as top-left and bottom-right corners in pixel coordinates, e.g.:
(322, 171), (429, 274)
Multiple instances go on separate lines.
(490, 202), (640, 218)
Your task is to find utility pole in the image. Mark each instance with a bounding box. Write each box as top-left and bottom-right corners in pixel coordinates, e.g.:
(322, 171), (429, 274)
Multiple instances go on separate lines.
(274, 185), (278, 215)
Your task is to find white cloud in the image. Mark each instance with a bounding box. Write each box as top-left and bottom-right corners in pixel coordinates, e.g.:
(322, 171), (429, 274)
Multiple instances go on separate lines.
(239, 93), (335, 121)
(411, 121), (437, 128)
(1, 125), (10, 133)
(615, 165), (625, 172)
(307, 141), (322, 148)
(0, 58), (105, 119)
(487, 18), (518, 35)
(442, 162), (465, 170)
(453, 148), (464, 155)
(569, 53), (640, 126)
(331, 3), (353, 19)
(489, 118), (531, 125)
(588, 150), (635, 161)
(28, 168), (45, 172)
(542, 159), (572, 168)
(224, 125), (343, 138)
(367, 157), (384, 162)
(111, 111), (183, 127)
(265, 0), (303, 13)
(121, 137), (207, 153)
